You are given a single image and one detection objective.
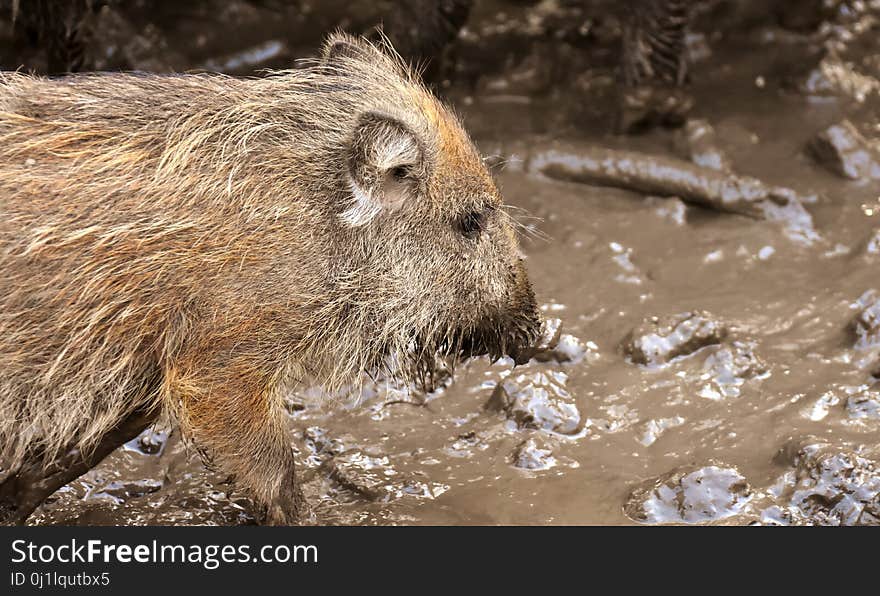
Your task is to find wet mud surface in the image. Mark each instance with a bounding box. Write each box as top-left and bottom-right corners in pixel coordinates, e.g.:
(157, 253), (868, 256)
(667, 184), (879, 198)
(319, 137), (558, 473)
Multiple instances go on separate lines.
(8, 1), (880, 525)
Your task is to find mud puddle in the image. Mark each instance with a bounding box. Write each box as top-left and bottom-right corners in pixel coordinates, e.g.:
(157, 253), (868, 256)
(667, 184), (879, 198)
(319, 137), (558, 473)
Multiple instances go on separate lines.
(22, 1), (880, 525)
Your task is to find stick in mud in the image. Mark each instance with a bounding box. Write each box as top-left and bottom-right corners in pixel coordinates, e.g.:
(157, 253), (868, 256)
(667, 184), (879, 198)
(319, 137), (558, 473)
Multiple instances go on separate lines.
(526, 142), (820, 245)
(527, 144), (803, 219)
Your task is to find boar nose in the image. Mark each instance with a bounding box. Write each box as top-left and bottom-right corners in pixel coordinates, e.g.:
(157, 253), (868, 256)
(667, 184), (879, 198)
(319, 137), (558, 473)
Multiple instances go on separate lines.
(512, 259), (539, 316)
(508, 345), (533, 366)
(505, 259), (543, 365)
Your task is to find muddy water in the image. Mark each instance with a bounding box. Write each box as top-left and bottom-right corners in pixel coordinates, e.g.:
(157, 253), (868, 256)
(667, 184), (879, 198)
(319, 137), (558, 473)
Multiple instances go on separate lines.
(24, 3), (880, 525)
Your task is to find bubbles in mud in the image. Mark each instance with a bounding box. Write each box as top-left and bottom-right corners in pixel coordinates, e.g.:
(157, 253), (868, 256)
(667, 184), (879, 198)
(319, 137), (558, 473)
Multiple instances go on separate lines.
(625, 464), (752, 524)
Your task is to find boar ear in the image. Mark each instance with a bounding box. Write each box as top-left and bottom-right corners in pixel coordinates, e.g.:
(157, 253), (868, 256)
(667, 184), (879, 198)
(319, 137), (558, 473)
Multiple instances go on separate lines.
(321, 32), (385, 65)
(342, 112), (425, 227)
(322, 33), (361, 63)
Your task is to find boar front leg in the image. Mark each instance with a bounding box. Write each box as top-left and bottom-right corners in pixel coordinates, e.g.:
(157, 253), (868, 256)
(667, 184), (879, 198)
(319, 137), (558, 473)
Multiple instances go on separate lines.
(166, 348), (305, 525)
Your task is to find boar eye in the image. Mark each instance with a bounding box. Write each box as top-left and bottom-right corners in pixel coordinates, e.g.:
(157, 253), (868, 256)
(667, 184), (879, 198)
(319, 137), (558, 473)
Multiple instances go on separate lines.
(457, 210), (486, 239)
(389, 165), (411, 181)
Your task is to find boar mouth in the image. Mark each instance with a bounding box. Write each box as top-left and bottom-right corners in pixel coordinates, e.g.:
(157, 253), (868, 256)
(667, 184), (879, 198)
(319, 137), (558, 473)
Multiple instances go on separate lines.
(403, 308), (543, 390)
(455, 313), (543, 365)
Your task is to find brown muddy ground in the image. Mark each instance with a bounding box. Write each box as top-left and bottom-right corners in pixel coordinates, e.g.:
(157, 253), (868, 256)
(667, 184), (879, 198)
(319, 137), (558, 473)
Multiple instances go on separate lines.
(7, 1), (880, 525)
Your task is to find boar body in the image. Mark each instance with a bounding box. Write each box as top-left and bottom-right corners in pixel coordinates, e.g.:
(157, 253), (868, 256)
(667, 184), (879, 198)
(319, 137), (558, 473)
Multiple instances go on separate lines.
(0, 35), (540, 524)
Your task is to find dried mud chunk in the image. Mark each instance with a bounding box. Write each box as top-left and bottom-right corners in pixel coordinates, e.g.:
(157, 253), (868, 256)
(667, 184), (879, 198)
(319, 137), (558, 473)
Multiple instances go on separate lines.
(801, 390), (841, 422)
(846, 392), (880, 421)
(638, 416), (685, 447)
(446, 431), (489, 458)
(326, 451), (448, 502)
(88, 479), (163, 503)
(529, 333), (593, 365)
(698, 341), (767, 400)
(546, 333), (593, 364)
(851, 290), (880, 350)
(617, 86), (693, 134)
(301, 426), (345, 467)
(679, 119), (732, 172)
(514, 318), (592, 365)
(123, 427), (169, 456)
(809, 120), (880, 181)
(777, 444), (880, 526)
(625, 464), (752, 524)
(622, 311), (728, 367)
(497, 371), (581, 435)
(646, 196), (687, 225)
(484, 383), (514, 413)
(324, 451), (395, 501)
(511, 436), (557, 471)
(512, 317), (561, 364)
(864, 229), (880, 256)
(803, 55), (880, 103)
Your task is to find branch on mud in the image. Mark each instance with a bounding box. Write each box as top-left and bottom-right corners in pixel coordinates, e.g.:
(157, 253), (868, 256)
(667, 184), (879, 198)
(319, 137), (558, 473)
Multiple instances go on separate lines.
(526, 140), (819, 244)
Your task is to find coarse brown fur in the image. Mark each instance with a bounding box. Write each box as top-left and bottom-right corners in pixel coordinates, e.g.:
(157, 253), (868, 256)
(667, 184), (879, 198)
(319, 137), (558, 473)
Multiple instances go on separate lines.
(0, 33), (541, 524)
